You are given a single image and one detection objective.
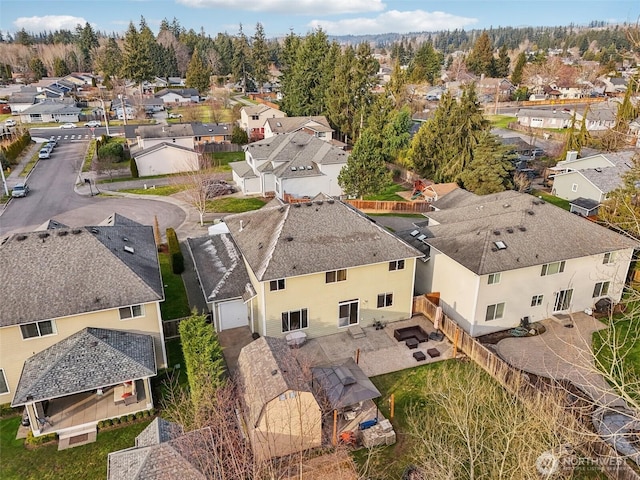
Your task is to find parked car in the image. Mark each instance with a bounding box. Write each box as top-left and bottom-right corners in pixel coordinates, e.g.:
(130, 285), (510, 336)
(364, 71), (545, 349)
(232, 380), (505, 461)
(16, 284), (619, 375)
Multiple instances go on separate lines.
(204, 179), (235, 198)
(11, 183), (29, 197)
(5, 119), (16, 127)
(38, 148), (50, 159)
(167, 113), (183, 119)
(60, 122), (77, 129)
(48, 137), (57, 148)
(84, 120), (101, 128)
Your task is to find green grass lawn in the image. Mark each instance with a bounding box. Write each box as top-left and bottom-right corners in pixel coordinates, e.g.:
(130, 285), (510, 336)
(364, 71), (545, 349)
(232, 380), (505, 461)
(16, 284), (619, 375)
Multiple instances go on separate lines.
(363, 183), (408, 202)
(487, 115), (517, 129)
(206, 197), (266, 213)
(120, 185), (188, 196)
(159, 253), (191, 320)
(530, 189), (571, 211)
(0, 416), (151, 480)
(209, 151), (245, 167)
(167, 104), (234, 123)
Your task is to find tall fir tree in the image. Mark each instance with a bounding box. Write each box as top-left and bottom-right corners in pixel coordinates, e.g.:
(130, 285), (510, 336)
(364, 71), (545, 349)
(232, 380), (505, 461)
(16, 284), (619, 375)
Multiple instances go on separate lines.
(511, 51), (527, 85)
(251, 22), (269, 92)
(338, 129), (392, 198)
(459, 132), (515, 194)
(97, 37), (122, 78)
(29, 57), (47, 80)
(120, 20), (155, 87)
(231, 24), (252, 93)
(186, 47), (211, 94)
(466, 31), (494, 76)
(407, 41), (442, 84)
(494, 45), (511, 78)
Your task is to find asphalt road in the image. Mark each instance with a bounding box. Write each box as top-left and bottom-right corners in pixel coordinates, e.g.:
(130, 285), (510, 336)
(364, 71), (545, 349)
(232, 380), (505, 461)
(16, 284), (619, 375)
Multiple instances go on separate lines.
(0, 133), (185, 237)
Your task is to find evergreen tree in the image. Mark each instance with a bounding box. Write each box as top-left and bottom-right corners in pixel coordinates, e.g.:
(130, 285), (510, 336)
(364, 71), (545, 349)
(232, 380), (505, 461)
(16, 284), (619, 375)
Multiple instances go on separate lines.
(407, 41), (442, 84)
(459, 131), (515, 194)
(599, 153), (640, 238)
(29, 57), (47, 80)
(53, 57), (70, 76)
(388, 60), (407, 106)
(186, 47), (211, 94)
(120, 19), (155, 87)
(251, 22), (269, 92)
(75, 22), (98, 71)
(231, 24), (252, 92)
(617, 80), (638, 123)
(97, 37), (122, 78)
(338, 129), (392, 198)
(511, 52), (527, 85)
(466, 31), (494, 76)
(381, 107), (413, 161)
(495, 45), (510, 77)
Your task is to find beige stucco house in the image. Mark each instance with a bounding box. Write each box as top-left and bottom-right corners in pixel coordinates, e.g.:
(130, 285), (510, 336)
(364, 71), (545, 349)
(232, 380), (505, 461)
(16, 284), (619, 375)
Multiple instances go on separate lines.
(399, 190), (637, 337)
(0, 214), (167, 440)
(238, 336), (321, 461)
(129, 124), (200, 177)
(217, 195), (422, 338)
(230, 132), (348, 199)
(239, 105), (285, 141)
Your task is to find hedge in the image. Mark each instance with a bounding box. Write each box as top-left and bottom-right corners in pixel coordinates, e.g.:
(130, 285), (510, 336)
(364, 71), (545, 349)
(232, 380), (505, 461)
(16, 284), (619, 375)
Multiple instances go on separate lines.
(1, 131), (32, 164)
(166, 227), (184, 274)
(130, 157), (139, 178)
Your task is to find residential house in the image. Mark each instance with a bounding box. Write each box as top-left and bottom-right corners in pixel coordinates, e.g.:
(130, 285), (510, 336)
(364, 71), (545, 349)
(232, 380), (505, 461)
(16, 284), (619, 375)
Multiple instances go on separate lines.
(0, 214), (167, 439)
(187, 233), (255, 332)
(554, 81), (585, 99)
(140, 97), (165, 113)
(108, 418), (215, 479)
(155, 88), (200, 105)
(601, 77), (627, 95)
(230, 132), (348, 198)
(574, 101), (618, 131)
(112, 98), (135, 120)
(237, 336), (322, 461)
(63, 73), (94, 86)
(264, 116), (334, 142)
(475, 77), (515, 101)
(570, 197), (600, 217)
(191, 122), (233, 145)
(516, 108), (573, 129)
(550, 150), (636, 202)
(397, 190), (637, 337)
(7, 91), (38, 113)
(219, 195), (422, 338)
(19, 99), (81, 124)
(239, 105), (286, 141)
(128, 123), (200, 177)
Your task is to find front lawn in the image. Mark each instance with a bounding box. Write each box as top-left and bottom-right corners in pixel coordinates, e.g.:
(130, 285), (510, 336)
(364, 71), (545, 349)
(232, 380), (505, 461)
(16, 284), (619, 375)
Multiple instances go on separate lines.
(167, 104), (234, 123)
(206, 196), (266, 213)
(159, 252), (191, 320)
(209, 151), (245, 167)
(0, 416), (151, 480)
(120, 185), (187, 196)
(530, 189), (570, 211)
(363, 183), (408, 202)
(487, 115), (517, 129)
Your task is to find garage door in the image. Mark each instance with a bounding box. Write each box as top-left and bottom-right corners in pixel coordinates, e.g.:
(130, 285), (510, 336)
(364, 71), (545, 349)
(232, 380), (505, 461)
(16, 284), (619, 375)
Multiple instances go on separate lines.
(218, 300), (249, 330)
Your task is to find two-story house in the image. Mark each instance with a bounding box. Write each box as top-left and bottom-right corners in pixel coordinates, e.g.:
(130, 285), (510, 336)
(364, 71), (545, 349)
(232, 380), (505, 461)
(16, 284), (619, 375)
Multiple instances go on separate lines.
(398, 190), (637, 337)
(230, 132), (348, 199)
(189, 195), (422, 338)
(263, 116), (334, 142)
(239, 105), (286, 141)
(0, 215), (167, 442)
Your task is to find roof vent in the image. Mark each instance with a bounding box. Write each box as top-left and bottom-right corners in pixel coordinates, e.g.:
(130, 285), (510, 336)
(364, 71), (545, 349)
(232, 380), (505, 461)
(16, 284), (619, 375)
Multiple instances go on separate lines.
(306, 165), (313, 170)
(493, 230), (500, 235)
(305, 202), (312, 207)
(527, 210), (535, 215)
(519, 226), (527, 232)
(16, 234), (28, 241)
(91, 228), (99, 234)
(71, 229), (82, 234)
(123, 236), (129, 242)
(278, 206), (285, 213)
(38, 232), (50, 239)
(293, 203), (301, 208)
(315, 200), (323, 205)
(271, 369), (278, 376)
(506, 227), (514, 233)
(124, 245), (135, 254)
(327, 199), (335, 204)
(494, 241), (507, 250)
(291, 166), (297, 171)
(57, 230), (68, 236)
(286, 236), (293, 242)
(503, 203), (510, 208)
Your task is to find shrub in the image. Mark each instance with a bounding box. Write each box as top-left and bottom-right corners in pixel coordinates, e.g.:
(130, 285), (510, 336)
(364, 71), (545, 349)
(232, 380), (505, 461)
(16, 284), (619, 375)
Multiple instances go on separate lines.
(149, 408), (156, 416)
(130, 158), (139, 178)
(112, 417), (120, 425)
(98, 142), (124, 162)
(119, 416), (128, 424)
(97, 420), (104, 429)
(103, 419), (112, 427)
(166, 228), (184, 274)
(127, 414), (135, 422)
(135, 411), (143, 419)
(26, 431), (57, 446)
(142, 410), (150, 418)
(0, 403), (18, 417)
(0, 132), (32, 164)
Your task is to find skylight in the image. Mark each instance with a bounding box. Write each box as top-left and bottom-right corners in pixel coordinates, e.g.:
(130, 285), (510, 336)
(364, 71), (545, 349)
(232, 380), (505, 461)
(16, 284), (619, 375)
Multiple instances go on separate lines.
(494, 241), (507, 250)
(410, 230), (420, 237)
(417, 234), (427, 241)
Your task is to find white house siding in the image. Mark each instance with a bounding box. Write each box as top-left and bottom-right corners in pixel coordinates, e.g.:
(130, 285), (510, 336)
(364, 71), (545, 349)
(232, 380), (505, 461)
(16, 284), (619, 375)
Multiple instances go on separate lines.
(216, 299), (249, 331)
(159, 93), (190, 104)
(552, 172), (605, 202)
(280, 175), (342, 199)
(232, 171), (261, 195)
(262, 173), (276, 194)
(140, 137), (194, 150)
(434, 249), (633, 337)
(135, 147), (199, 177)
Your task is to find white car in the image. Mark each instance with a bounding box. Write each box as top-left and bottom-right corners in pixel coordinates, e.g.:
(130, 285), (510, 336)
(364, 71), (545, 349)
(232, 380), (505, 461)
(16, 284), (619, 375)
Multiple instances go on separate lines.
(84, 120), (101, 128)
(60, 123), (77, 129)
(5, 119), (16, 127)
(167, 113), (183, 119)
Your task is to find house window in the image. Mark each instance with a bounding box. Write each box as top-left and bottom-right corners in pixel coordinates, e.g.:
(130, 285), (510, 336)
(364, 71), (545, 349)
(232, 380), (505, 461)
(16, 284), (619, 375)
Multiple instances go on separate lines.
(389, 260), (405, 271)
(554, 289), (573, 312)
(531, 295), (544, 307)
(119, 304), (144, 320)
(289, 391), (297, 399)
(485, 303), (505, 321)
(279, 394), (287, 401)
(281, 308), (308, 332)
(541, 261), (565, 276)
(270, 279), (286, 291)
(571, 184), (578, 192)
(20, 320), (56, 339)
(0, 369), (9, 394)
(251, 115), (259, 121)
(326, 269), (347, 283)
(488, 273), (501, 285)
(377, 293), (393, 308)
(338, 300), (359, 327)
(593, 281), (610, 298)
(603, 252), (614, 264)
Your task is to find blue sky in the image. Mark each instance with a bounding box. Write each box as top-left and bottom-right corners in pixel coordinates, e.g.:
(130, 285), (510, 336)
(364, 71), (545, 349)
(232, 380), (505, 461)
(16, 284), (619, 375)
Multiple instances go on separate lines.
(1, 0), (638, 38)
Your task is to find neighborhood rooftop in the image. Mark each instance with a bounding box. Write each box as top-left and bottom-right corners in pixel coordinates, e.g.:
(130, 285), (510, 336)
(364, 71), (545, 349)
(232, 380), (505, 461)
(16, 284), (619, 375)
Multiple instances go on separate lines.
(223, 195), (422, 282)
(399, 191), (638, 275)
(0, 216), (163, 327)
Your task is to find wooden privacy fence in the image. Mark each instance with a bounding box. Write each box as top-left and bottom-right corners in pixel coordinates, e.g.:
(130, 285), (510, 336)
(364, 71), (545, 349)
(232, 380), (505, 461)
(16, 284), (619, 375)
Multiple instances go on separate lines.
(412, 294), (640, 480)
(346, 199), (432, 213)
(163, 317), (188, 339)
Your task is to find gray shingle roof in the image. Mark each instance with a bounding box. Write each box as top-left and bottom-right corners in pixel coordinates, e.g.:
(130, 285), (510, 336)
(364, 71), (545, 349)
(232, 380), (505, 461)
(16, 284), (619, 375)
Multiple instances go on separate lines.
(580, 164), (629, 192)
(238, 337), (311, 428)
(136, 418), (184, 448)
(12, 327), (156, 405)
(0, 218), (163, 327)
(187, 234), (252, 302)
(21, 101), (81, 115)
(108, 426), (214, 480)
(135, 124), (194, 139)
(265, 116), (333, 135)
(229, 160), (257, 178)
(311, 358), (380, 410)
(517, 108), (573, 119)
(398, 191), (638, 275)
(224, 196), (422, 282)
(133, 142), (196, 158)
(154, 87), (199, 98)
(190, 122), (232, 137)
(245, 131), (348, 167)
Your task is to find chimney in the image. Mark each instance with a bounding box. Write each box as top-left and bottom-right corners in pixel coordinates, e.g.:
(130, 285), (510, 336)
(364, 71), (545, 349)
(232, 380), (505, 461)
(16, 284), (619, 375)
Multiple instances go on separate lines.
(239, 220), (243, 232)
(566, 150), (578, 162)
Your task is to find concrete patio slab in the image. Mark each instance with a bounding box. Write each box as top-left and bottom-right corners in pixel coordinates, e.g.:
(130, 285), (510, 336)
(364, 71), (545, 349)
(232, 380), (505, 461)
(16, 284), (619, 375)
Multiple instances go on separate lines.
(218, 326), (254, 374)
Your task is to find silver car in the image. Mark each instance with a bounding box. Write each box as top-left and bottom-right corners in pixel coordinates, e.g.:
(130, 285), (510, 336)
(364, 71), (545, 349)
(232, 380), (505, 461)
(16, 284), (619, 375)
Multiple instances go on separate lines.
(11, 183), (29, 197)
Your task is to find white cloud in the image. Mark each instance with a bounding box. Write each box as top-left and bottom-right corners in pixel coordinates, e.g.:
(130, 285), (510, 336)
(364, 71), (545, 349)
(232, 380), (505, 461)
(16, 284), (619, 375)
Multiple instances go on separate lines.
(176, 0), (385, 15)
(14, 15), (88, 32)
(309, 9), (478, 35)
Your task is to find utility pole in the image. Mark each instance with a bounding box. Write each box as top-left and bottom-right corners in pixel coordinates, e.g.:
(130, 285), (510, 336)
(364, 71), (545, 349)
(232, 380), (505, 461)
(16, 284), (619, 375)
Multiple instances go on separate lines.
(0, 161), (9, 197)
